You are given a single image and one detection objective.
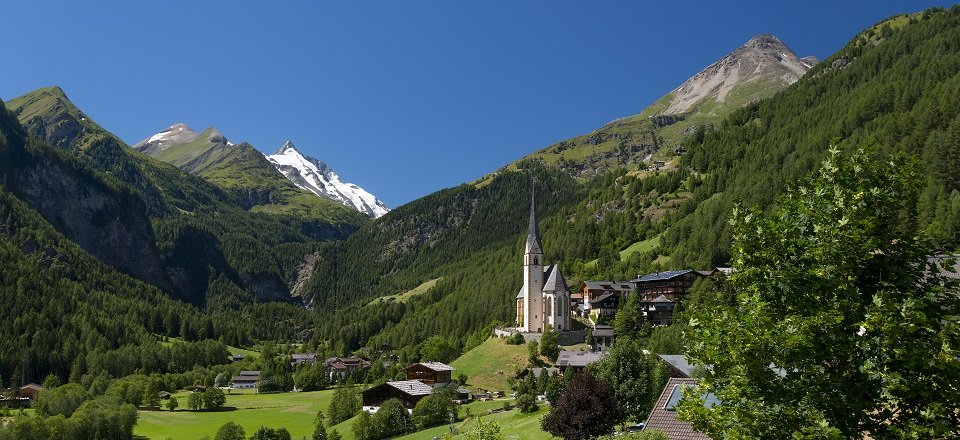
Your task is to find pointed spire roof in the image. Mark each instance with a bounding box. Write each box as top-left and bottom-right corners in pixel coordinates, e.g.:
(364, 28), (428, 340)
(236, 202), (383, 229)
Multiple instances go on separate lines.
(526, 185), (543, 255)
(543, 264), (569, 293)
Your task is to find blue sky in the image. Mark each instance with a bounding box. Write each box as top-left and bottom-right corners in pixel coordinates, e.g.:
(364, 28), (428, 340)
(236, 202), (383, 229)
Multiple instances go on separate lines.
(1, 1), (950, 207)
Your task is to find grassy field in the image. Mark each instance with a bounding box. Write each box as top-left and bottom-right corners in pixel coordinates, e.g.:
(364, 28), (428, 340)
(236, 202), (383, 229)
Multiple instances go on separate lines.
(324, 399), (555, 440)
(450, 337), (530, 392)
(396, 404), (555, 440)
(367, 278), (442, 306)
(134, 388), (339, 439)
(135, 387), (557, 439)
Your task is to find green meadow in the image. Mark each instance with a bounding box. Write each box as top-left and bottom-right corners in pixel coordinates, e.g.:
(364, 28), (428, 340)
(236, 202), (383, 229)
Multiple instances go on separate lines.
(135, 389), (336, 439)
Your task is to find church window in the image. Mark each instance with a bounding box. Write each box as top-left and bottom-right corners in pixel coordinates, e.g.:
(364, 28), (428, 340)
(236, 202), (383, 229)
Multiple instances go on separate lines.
(533, 257), (539, 265)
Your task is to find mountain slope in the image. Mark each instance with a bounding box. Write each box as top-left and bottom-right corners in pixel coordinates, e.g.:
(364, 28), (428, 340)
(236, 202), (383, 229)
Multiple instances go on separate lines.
(266, 141), (390, 218)
(662, 8), (960, 266)
(6, 87), (363, 305)
(507, 34), (815, 177)
(133, 123), (368, 220)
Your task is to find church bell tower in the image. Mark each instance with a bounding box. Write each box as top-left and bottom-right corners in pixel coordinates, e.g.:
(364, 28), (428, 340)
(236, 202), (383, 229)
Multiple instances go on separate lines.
(522, 187), (544, 332)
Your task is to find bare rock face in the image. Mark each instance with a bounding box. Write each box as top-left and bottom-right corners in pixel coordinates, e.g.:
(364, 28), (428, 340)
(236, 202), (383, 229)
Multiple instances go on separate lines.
(15, 157), (173, 292)
(664, 34), (813, 115)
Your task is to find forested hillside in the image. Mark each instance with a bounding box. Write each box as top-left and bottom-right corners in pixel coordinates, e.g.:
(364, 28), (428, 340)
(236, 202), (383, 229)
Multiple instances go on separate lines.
(0, 101), (321, 386)
(5, 87), (365, 305)
(304, 6), (960, 356)
(664, 7), (960, 266)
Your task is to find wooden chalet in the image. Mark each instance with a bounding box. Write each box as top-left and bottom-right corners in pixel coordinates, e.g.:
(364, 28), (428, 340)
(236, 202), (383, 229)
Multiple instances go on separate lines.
(405, 362), (454, 385)
(362, 380), (434, 409)
(631, 269), (712, 300)
(231, 371), (261, 389)
(17, 383), (42, 400)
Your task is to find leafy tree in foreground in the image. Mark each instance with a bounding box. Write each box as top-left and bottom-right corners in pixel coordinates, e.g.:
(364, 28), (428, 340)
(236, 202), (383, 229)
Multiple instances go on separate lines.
(214, 421), (245, 440)
(166, 395), (178, 412)
(542, 370), (619, 440)
(592, 337), (668, 425)
(680, 147), (960, 438)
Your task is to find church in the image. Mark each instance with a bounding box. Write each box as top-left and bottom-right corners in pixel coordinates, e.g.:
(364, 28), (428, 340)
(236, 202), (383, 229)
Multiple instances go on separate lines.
(516, 190), (572, 332)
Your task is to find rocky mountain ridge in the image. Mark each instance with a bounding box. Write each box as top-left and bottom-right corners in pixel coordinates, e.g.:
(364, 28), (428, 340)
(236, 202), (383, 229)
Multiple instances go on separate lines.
(266, 141), (390, 218)
(665, 34), (815, 114)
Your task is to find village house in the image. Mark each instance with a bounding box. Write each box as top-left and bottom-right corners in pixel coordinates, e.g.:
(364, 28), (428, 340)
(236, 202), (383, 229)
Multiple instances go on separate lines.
(231, 370), (261, 389)
(591, 325), (615, 349)
(515, 190), (572, 333)
(325, 356), (372, 380)
(657, 354), (696, 378)
(17, 383), (42, 400)
(405, 362), (454, 385)
(362, 380), (434, 410)
(555, 351), (607, 374)
(632, 269), (712, 300)
(290, 353), (318, 367)
(361, 361), (461, 411)
(580, 280), (634, 317)
(642, 294), (678, 326)
(643, 377), (717, 439)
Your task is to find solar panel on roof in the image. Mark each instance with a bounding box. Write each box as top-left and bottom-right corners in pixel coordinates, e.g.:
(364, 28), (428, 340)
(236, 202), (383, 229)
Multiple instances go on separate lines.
(665, 385), (683, 410)
(665, 384), (718, 410)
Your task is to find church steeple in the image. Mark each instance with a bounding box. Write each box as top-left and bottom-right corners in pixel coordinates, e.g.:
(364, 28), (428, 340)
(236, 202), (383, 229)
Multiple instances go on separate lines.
(525, 185), (543, 256)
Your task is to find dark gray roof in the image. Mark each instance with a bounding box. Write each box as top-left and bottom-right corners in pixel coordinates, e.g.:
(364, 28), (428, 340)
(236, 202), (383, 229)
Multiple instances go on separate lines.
(387, 380), (434, 396)
(658, 355), (694, 378)
(583, 280), (634, 292)
(526, 186), (543, 255)
(592, 325), (614, 338)
(590, 292), (617, 305)
(292, 353), (317, 361)
(556, 351), (606, 368)
(543, 264), (569, 293)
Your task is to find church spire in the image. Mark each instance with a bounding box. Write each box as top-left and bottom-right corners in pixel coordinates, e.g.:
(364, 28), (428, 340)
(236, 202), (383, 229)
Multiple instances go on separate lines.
(526, 184), (543, 255)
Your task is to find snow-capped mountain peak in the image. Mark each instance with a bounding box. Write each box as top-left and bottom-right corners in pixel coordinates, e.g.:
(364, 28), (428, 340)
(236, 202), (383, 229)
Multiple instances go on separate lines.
(265, 141), (390, 218)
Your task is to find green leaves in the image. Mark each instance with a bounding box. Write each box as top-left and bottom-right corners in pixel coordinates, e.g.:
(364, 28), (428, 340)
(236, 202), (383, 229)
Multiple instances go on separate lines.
(683, 146), (960, 437)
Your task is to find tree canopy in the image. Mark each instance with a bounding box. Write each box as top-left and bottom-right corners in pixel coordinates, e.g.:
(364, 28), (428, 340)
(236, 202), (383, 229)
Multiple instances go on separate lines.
(680, 147), (960, 438)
